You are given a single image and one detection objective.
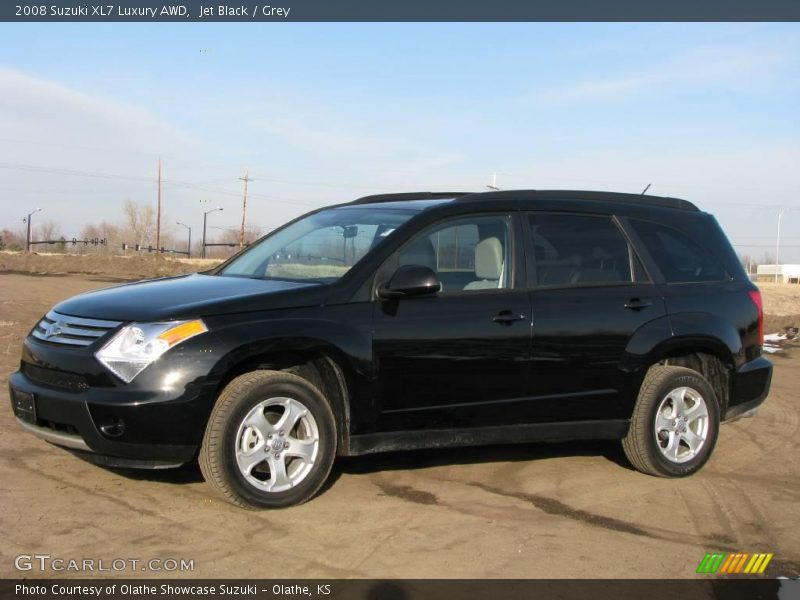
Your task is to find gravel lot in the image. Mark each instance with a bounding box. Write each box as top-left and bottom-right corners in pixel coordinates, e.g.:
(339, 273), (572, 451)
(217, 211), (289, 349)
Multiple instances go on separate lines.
(1, 273), (798, 579)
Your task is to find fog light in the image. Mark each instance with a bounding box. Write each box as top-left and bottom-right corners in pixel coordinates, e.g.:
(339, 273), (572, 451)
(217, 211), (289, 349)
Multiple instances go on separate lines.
(98, 417), (125, 438)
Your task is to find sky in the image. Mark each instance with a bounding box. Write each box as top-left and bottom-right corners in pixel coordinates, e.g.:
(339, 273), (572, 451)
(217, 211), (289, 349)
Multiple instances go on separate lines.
(0, 23), (798, 261)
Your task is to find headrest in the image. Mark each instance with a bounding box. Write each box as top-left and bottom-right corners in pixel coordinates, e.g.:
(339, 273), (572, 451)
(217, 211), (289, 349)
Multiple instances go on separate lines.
(475, 237), (503, 280)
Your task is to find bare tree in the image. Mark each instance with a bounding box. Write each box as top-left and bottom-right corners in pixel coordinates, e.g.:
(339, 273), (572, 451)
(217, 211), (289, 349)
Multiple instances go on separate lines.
(739, 254), (757, 275)
(35, 219), (62, 242)
(80, 222), (101, 246)
(98, 220), (121, 249)
(79, 220), (121, 254)
(204, 225), (262, 258)
(1, 227), (26, 251)
(122, 200), (156, 248)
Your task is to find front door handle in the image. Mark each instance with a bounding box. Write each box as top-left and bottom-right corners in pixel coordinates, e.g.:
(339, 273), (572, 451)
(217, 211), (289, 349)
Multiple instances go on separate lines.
(624, 298), (653, 310)
(493, 310), (527, 325)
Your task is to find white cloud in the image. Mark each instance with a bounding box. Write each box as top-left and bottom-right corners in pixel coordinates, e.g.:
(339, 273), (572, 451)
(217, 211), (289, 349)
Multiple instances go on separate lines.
(0, 68), (466, 238)
(527, 37), (798, 106)
(0, 67), (199, 157)
(0, 68), (216, 239)
(248, 111), (464, 176)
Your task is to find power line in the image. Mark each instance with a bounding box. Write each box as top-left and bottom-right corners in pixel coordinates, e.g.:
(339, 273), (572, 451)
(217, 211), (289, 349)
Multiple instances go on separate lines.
(0, 162), (324, 208)
(0, 162), (153, 183)
(2, 160), (799, 212)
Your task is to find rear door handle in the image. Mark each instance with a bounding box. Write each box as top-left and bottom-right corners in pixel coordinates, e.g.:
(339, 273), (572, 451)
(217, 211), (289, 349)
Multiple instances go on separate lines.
(493, 310), (527, 325)
(624, 298), (653, 310)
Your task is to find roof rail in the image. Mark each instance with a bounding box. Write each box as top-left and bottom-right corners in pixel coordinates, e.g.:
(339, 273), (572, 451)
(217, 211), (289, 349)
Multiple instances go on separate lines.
(457, 190), (699, 212)
(349, 191), (470, 205)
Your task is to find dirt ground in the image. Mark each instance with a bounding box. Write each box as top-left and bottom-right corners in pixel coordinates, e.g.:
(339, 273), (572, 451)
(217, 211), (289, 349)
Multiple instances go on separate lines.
(0, 273), (798, 579)
(0, 251), (222, 281)
(757, 282), (800, 334)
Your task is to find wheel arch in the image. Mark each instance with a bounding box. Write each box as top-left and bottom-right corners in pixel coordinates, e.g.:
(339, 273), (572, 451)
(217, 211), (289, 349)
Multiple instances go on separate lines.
(624, 314), (740, 364)
(623, 313), (741, 415)
(207, 341), (358, 456)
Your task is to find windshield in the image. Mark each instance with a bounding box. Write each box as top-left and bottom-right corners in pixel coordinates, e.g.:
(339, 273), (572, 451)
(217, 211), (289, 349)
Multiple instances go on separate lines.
(218, 206), (417, 283)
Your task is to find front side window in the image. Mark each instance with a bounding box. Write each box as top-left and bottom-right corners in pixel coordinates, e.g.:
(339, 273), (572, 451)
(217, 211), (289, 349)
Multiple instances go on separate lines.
(529, 213), (640, 286)
(629, 219), (728, 283)
(219, 206), (416, 283)
(397, 215), (512, 293)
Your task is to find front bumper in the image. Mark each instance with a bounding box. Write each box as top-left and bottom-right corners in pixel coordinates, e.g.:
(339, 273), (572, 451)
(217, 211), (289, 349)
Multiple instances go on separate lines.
(15, 416), (91, 451)
(9, 370), (202, 467)
(9, 332), (225, 468)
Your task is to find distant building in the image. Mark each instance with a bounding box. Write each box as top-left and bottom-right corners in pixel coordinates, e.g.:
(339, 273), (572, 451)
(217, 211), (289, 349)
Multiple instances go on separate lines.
(756, 264), (800, 284)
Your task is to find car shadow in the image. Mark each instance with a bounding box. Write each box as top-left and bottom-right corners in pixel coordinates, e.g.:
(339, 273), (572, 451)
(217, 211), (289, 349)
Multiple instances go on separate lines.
(90, 459), (207, 484)
(321, 438), (632, 493)
(340, 438), (628, 474)
(86, 439), (632, 490)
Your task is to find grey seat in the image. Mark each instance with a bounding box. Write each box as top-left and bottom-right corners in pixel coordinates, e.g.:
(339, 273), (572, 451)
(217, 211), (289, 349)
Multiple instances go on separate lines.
(464, 237), (504, 290)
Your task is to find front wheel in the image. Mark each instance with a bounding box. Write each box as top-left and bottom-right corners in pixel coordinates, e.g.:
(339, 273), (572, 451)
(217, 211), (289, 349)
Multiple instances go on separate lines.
(199, 370), (337, 509)
(622, 365), (720, 477)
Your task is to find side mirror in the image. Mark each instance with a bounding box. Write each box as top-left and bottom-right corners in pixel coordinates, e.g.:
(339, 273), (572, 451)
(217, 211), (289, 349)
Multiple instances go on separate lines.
(378, 265), (441, 299)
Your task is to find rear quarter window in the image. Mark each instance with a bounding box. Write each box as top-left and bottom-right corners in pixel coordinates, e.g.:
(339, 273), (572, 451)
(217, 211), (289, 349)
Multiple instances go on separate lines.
(629, 219), (728, 283)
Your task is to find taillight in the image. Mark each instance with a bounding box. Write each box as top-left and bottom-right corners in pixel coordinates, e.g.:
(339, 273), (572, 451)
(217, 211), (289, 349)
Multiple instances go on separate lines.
(748, 289), (764, 346)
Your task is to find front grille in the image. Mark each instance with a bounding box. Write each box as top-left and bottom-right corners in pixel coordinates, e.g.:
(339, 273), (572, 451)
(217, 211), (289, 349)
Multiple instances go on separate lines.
(31, 310), (122, 347)
(22, 363), (90, 392)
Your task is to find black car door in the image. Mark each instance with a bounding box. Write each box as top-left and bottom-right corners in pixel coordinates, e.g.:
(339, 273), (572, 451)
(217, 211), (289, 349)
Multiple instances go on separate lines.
(524, 212), (667, 423)
(372, 213), (532, 431)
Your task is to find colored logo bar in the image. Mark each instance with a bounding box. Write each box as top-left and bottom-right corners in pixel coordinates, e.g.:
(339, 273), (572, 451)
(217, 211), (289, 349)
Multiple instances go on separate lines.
(697, 552), (773, 574)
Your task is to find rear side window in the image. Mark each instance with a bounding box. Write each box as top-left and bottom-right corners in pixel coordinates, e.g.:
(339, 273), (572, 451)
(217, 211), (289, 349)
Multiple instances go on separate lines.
(528, 213), (642, 286)
(629, 220), (728, 283)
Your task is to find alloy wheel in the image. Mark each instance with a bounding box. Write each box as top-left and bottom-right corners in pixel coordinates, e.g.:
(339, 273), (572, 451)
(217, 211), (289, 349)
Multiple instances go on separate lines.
(235, 397), (320, 492)
(654, 386), (710, 464)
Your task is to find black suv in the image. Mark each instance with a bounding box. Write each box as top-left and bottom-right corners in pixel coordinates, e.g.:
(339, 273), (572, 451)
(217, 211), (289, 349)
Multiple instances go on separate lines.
(9, 191), (772, 508)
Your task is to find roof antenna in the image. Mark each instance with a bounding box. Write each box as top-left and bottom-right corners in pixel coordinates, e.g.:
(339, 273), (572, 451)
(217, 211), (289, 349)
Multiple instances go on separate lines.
(486, 171), (500, 191)
(641, 183), (651, 195)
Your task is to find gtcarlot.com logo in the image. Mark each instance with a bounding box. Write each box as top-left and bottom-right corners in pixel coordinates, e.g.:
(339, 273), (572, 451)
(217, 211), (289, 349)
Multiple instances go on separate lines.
(14, 554), (194, 573)
(696, 552), (774, 574)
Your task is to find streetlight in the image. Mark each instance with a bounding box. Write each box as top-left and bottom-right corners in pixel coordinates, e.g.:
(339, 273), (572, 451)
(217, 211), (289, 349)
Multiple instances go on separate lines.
(775, 209), (785, 283)
(23, 208), (42, 252)
(202, 207), (223, 258)
(176, 221), (192, 259)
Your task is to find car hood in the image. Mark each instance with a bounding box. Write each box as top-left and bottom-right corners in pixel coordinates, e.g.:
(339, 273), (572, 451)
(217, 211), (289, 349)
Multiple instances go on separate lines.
(53, 273), (325, 321)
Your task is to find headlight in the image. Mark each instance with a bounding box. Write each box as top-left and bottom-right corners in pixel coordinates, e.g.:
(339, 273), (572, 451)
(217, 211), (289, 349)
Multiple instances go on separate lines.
(95, 319), (208, 383)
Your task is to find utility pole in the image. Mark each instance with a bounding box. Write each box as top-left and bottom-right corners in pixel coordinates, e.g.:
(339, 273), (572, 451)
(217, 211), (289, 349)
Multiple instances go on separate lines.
(156, 158), (162, 251)
(238, 170), (252, 250)
(775, 209), (785, 283)
(24, 207), (42, 252)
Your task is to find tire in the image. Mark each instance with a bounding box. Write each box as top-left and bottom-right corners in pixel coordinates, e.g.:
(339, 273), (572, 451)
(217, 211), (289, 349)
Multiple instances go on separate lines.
(622, 365), (720, 477)
(199, 370), (337, 509)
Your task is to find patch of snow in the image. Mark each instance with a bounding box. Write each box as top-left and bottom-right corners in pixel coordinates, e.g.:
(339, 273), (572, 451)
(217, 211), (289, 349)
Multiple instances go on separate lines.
(764, 333), (788, 342)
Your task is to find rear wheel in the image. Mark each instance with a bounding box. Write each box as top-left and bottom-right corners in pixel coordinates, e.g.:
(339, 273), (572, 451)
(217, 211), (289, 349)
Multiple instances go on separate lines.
(622, 365), (720, 477)
(199, 370), (337, 509)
